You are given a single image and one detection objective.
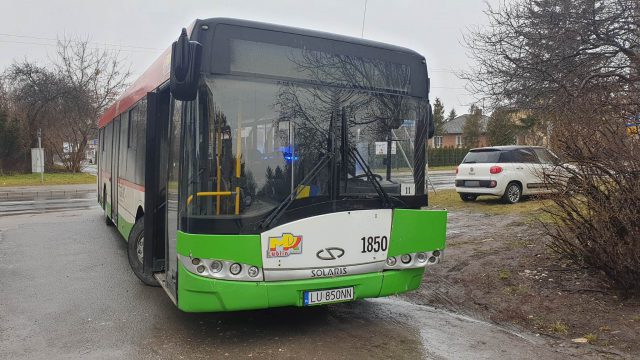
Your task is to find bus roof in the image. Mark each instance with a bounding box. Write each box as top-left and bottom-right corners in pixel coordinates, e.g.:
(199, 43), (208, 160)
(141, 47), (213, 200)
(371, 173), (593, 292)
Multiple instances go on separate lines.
(98, 18), (427, 129)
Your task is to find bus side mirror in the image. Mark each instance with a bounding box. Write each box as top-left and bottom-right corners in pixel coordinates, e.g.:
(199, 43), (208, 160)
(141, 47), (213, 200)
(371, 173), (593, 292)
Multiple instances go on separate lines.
(170, 28), (203, 101)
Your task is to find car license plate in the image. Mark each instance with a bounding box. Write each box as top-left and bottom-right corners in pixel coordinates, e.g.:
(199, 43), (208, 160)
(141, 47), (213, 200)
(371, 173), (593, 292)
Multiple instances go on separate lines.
(465, 180), (480, 187)
(303, 287), (354, 306)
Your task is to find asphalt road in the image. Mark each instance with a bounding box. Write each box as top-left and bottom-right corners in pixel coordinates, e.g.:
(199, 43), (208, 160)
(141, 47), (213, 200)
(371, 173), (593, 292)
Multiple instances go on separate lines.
(0, 206), (583, 359)
(426, 172), (455, 191)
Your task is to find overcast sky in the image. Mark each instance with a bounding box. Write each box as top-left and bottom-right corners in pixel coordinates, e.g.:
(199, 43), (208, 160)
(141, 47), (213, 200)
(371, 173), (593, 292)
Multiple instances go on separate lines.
(0, 0), (499, 115)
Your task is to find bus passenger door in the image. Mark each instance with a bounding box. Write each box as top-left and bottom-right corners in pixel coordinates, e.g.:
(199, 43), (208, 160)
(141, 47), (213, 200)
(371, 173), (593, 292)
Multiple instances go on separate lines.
(143, 89), (172, 298)
(164, 96), (183, 299)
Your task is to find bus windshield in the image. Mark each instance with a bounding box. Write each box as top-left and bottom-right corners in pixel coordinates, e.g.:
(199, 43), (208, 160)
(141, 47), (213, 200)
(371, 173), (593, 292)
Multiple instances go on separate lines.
(181, 76), (426, 220)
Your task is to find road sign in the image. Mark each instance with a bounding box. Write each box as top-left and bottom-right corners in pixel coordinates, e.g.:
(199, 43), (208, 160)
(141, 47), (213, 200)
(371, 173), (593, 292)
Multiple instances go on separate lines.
(375, 141), (396, 155)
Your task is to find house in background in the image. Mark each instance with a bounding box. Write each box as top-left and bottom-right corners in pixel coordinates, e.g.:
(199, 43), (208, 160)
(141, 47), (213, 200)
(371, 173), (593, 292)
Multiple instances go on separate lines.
(429, 114), (490, 148)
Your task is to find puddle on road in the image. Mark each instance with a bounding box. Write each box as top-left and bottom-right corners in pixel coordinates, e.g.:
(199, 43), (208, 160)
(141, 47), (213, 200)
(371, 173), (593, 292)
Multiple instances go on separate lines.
(368, 297), (567, 360)
(140, 299), (427, 359)
(133, 295), (573, 359)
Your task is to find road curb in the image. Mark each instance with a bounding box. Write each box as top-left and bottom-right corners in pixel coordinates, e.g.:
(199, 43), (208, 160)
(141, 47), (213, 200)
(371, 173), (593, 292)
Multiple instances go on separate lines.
(0, 189), (96, 202)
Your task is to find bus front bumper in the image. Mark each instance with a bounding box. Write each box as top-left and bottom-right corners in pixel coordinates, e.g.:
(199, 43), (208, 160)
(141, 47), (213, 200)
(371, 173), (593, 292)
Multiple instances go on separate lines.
(177, 263), (425, 312)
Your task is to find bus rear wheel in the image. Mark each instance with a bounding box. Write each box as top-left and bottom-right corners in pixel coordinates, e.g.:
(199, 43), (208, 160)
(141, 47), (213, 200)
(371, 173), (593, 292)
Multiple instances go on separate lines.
(127, 217), (159, 286)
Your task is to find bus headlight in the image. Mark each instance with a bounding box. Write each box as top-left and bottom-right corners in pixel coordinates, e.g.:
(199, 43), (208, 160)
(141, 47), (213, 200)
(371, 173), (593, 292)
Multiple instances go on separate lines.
(384, 251), (444, 269)
(210, 260), (223, 273)
(229, 263), (242, 275)
(248, 266), (259, 278)
(179, 255), (263, 281)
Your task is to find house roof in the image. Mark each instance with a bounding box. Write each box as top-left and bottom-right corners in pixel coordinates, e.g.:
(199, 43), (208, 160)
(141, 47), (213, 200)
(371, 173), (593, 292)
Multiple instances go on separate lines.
(442, 114), (490, 134)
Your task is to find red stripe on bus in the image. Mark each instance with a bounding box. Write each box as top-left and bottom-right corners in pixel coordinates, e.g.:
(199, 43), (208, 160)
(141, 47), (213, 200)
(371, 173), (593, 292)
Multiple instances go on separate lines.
(97, 47), (171, 129)
(117, 178), (145, 192)
(97, 22), (197, 129)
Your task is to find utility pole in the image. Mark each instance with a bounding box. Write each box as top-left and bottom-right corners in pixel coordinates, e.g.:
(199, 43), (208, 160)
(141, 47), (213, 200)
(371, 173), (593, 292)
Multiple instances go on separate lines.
(37, 128), (43, 184)
(361, 0), (368, 38)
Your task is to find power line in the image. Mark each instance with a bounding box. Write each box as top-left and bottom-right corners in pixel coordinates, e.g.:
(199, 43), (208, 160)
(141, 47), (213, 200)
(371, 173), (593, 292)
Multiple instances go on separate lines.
(0, 39), (161, 54)
(0, 32), (163, 52)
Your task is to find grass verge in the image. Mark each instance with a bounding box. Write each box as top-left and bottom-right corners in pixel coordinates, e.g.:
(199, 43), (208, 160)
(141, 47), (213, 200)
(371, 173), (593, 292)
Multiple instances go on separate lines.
(427, 189), (554, 220)
(428, 165), (458, 171)
(0, 173), (96, 187)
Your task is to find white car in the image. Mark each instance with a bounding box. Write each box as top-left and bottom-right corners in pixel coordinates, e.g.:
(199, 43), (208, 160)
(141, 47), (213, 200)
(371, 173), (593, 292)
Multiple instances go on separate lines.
(455, 145), (562, 204)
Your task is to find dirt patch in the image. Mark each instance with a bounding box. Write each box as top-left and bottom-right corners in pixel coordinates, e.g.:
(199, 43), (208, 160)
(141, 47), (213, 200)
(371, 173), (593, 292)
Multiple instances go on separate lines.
(403, 207), (640, 358)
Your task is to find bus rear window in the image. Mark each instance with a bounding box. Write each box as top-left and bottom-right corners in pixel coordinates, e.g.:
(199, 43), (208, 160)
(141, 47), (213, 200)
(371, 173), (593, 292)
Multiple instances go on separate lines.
(462, 150), (501, 163)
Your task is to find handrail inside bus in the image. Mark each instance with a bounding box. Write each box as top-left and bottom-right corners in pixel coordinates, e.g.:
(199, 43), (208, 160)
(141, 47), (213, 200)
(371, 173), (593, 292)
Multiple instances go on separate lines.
(187, 191), (234, 205)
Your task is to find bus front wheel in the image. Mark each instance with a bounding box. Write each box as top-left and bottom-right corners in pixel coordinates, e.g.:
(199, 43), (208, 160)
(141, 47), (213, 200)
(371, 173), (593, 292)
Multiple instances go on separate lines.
(127, 217), (159, 286)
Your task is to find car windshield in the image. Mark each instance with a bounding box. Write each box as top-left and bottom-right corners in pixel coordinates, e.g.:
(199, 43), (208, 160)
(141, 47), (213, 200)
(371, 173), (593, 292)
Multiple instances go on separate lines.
(462, 149), (502, 163)
(181, 76), (427, 219)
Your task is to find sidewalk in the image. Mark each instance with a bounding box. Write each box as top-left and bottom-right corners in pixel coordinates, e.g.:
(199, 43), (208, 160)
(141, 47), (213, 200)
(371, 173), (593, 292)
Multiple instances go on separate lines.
(0, 184), (96, 202)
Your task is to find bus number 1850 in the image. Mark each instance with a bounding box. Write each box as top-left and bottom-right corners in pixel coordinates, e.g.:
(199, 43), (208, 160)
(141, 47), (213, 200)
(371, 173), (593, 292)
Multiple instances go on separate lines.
(360, 235), (388, 253)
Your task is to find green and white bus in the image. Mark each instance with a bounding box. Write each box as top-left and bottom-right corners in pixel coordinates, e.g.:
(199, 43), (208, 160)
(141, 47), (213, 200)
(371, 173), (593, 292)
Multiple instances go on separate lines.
(97, 18), (447, 312)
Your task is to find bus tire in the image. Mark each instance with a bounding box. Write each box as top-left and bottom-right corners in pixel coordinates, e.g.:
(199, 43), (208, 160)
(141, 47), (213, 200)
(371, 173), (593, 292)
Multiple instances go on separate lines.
(127, 217), (159, 286)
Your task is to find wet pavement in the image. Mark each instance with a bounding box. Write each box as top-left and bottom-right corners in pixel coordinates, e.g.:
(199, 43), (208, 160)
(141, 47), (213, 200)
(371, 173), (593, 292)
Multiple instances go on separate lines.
(0, 207), (580, 359)
(0, 184), (96, 215)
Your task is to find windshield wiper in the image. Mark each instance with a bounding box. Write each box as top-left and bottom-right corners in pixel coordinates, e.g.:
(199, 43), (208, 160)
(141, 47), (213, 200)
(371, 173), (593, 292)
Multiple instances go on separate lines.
(260, 151), (334, 229)
(348, 146), (392, 208)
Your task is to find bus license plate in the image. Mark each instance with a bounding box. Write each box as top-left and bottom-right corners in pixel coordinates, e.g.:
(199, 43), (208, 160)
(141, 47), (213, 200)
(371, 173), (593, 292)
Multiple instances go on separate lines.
(303, 287), (354, 306)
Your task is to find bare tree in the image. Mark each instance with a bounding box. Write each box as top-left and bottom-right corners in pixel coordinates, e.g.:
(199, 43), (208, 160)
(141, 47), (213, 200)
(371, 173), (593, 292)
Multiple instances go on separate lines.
(4, 36), (130, 172)
(51, 37), (130, 172)
(464, 0), (640, 292)
(464, 0), (639, 115)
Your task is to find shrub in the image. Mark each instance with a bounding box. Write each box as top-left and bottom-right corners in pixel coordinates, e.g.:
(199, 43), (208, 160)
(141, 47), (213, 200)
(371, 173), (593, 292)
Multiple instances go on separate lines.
(545, 117), (640, 294)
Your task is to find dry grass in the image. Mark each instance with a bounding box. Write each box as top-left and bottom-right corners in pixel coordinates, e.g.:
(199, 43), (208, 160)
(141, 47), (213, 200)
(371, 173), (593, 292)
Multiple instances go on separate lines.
(549, 321), (570, 334)
(498, 269), (511, 280)
(427, 189), (553, 220)
(584, 333), (598, 344)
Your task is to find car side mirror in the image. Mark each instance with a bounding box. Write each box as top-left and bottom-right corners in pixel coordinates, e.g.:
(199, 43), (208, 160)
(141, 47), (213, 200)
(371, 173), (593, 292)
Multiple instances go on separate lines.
(170, 28), (203, 101)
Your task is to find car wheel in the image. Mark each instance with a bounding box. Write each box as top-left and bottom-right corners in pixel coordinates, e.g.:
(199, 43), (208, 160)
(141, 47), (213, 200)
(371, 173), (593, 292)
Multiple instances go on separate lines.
(127, 216), (159, 286)
(459, 193), (477, 202)
(502, 182), (522, 204)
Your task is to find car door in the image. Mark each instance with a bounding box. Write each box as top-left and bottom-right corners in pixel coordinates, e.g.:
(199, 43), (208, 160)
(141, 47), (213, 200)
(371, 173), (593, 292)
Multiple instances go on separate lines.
(533, 148), (561, 192)
(511, 148), (543, 195)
